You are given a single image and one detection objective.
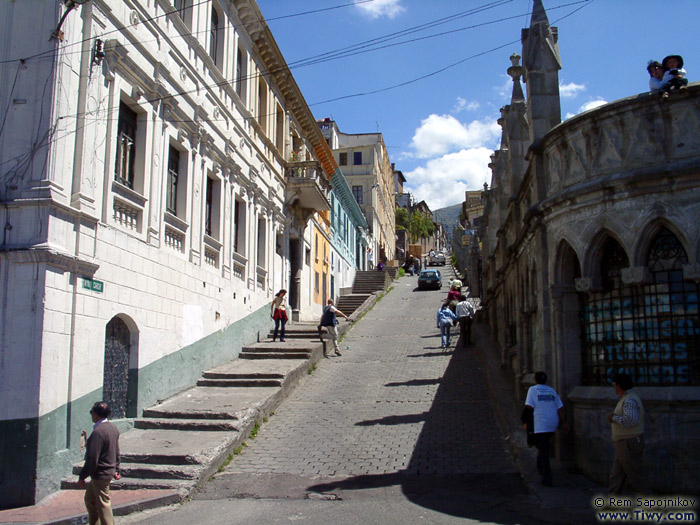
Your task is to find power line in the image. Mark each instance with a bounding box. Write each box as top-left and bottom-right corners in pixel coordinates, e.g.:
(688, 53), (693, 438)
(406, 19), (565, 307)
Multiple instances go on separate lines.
(264, 0), (376, 22)
(1, 1), (593, 172)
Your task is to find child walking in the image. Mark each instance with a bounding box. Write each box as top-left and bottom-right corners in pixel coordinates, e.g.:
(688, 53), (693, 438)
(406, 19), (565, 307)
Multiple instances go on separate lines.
(436, 301), (458, 350)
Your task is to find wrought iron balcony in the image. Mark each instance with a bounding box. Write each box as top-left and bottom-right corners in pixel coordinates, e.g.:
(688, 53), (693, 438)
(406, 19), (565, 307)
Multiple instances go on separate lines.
(285, 160), (331, 212)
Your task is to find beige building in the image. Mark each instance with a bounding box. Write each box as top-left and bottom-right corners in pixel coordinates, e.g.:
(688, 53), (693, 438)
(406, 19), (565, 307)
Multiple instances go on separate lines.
(480, 1), (700, 493)
(319, 120), (395, 265)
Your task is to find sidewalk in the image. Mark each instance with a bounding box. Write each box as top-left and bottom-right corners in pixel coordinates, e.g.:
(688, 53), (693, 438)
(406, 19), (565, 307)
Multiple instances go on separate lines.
(0, 489), (180, 525)
(0, 297), (376, 525)
(472, 320), (602, 523)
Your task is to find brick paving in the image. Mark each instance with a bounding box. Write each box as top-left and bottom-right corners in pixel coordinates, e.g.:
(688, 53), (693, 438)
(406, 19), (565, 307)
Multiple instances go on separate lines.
(218, 273), (516, 481)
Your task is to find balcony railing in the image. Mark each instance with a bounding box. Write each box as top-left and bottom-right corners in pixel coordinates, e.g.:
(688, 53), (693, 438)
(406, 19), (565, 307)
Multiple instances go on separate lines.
(285, 160), (331, 212)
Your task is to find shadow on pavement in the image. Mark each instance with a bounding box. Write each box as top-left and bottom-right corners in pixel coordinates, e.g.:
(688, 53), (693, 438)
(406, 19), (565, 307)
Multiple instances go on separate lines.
(308, 338), (541, 523)
(384, 378), (441, 387)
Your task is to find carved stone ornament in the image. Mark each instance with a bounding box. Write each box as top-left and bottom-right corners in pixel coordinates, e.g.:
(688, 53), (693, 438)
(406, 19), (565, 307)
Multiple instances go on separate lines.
(621, 266), (651, 286)
(575, 277), (592, 292)
(683, 262), (700, 283)
(130, 10), (140, 26)
(180, 67), (187, 82)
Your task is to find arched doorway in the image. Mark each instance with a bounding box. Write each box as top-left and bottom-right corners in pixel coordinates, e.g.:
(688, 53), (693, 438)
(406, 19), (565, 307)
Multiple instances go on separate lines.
(103, 316), (137, 418)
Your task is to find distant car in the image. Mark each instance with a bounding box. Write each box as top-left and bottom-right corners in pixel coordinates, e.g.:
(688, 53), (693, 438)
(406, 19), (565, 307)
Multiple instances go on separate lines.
(429, 251), (446, 266)
(417, 269), (442, 290)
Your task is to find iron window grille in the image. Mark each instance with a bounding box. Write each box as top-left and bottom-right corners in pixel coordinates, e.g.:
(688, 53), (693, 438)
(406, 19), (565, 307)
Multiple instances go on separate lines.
(581, 230), (700, 386)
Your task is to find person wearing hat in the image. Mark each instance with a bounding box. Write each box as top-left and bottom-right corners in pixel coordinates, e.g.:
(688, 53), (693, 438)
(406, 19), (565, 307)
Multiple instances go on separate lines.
(646, 60), (665, 92)
(660, 54), (688, 99)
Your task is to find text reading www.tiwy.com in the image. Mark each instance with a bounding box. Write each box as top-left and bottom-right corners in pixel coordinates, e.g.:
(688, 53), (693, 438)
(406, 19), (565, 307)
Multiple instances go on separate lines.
(596, 510), (697, 523)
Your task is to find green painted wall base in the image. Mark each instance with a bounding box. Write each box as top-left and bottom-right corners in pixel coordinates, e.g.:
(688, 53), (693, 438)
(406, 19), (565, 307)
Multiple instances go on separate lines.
(0, 305), (271, 509)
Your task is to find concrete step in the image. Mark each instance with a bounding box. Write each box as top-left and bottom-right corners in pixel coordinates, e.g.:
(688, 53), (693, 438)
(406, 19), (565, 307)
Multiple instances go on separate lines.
(72, 462), (204, 481)
(142, 407), (239, 421)
(240, 345), (312, 354)
(134, 418), (240, 431)
(202, 370), (285, 379)
(265, 332), (319, 339)
(240, 351), (309, 360)
(197, 378), (283, 387)
(62, 477), (196, 492)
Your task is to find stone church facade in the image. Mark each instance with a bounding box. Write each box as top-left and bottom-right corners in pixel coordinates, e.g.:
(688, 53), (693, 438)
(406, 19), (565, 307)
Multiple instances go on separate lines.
(481, 1), (700, 492)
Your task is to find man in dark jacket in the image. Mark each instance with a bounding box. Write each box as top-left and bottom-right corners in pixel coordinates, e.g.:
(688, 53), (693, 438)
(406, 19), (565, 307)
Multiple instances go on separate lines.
(78, 401), (121, 525)
(318, 299), (350, 356)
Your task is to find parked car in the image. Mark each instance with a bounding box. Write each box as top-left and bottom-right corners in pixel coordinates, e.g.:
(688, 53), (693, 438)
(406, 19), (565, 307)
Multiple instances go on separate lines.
(429, 251), (446, 266)
(417, 269), (442, 290)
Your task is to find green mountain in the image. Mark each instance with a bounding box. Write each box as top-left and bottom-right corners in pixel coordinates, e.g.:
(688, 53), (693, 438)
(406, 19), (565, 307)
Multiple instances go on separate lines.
(433, 203), (462, 230)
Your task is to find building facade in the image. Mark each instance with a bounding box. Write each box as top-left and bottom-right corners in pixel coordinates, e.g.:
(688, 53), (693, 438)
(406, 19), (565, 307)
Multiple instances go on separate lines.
(480, 1), (700, 492)
(0, 0), (334, 507)
(319, 120), (395, 265)
(319, 119), (368, 298)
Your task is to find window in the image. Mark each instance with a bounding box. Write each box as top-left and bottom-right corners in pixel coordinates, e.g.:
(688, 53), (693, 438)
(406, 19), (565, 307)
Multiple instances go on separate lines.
(166, 146), (179, 215)
(115, 102), (137, 189)
(339, 152), (347, 166)
(315, 271), (319, 294)
(581, 230), (700, 386)
(353, 151), (362, 165)
(209, 8), (220, 66)
(352, 185), (363, 205)
(275, 104), (284, 152)
(204, 174), (221, 239)
(257, 77), (268, 133)
(257, 216), (266, 267)
(235, 47), (247, 100)
(205, 178), (214, 237)
(174, 0), (187, 18)
(233, 198), (245, 255)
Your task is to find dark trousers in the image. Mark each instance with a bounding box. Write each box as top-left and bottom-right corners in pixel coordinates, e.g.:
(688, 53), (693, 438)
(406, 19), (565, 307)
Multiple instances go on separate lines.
(533, 432), (554, 484)
(459, 317), (473, 344)
(273, 318), (286, 341)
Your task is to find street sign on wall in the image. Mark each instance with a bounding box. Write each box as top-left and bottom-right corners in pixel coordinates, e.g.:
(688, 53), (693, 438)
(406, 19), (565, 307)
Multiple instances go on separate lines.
(82, 278), (104, 293)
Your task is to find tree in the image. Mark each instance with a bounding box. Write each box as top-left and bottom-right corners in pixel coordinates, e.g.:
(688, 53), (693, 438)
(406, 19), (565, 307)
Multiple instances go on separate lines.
(395, 207), (409, 230)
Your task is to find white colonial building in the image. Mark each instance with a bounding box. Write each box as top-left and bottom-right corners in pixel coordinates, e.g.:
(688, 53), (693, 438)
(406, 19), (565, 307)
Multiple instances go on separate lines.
(0, 0), (335, 507)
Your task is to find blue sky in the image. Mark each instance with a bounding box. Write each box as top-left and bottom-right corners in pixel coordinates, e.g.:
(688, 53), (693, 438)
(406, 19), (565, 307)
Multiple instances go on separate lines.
(257, 0), (698, 211)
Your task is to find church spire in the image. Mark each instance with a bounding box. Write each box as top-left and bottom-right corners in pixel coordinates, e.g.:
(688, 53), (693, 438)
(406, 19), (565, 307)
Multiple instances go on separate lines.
(521, 0), (562, 142)
(530, 0), (550, 27)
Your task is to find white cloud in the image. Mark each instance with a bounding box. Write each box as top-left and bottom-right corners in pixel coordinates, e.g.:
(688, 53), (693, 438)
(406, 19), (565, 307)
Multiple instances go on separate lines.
(452, 97), (480, 114)
(408, 114), (500, 159)
(404, 147), (493, 210)
(559, 81), (586, 99)
(496, 74), (514, 99)
(354, 0), (405, 19)
(578, 99), (607, 112)
(564, 98), (608, 120)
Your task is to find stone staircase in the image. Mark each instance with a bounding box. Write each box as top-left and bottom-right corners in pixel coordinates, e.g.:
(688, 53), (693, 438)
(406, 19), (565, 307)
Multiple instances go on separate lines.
(62, 341), (325, 496)
(336, 269), (394, 316)
(61, 295), (384, 498)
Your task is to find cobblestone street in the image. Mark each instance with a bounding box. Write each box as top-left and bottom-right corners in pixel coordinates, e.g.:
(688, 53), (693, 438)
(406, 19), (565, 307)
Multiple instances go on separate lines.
(182, 271), (546, 523)
(221, 281), (513, 480)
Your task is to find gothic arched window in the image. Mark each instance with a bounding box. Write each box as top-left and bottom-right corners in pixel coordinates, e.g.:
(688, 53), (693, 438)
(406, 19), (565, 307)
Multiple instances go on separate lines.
(581, 230), (699, 386)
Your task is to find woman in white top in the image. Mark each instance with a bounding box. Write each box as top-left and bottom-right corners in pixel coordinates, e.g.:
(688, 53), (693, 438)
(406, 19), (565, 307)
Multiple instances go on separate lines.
(271, 289), (288, 342)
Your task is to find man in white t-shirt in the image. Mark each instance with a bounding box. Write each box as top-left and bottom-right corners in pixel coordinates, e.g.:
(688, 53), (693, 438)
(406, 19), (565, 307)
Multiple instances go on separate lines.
(524, 371), (568, 486)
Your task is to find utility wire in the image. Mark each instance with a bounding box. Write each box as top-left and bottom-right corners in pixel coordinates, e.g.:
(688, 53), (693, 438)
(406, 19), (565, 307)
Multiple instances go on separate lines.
(32, 1), (590, 124)
(1, 1), (593, 171)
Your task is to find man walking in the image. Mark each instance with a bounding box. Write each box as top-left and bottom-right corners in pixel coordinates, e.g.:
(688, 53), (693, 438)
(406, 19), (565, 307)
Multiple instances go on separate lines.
(78, 401), (121, 525)
(455, 293), (475, 345)
(608, 373), (648, 495)
(318, 299), (350, 356)
(523, 371), (568, 486)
